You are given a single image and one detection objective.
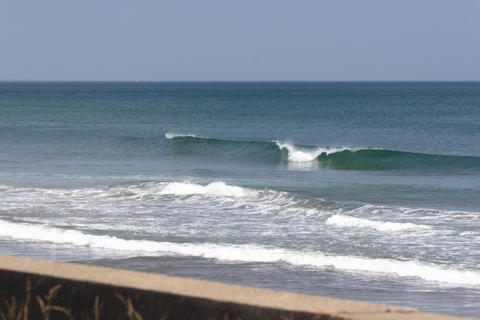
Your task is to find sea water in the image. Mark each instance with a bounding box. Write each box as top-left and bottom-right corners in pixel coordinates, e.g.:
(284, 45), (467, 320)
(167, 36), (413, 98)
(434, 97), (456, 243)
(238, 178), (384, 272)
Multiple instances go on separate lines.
(0, 82), (479, 316)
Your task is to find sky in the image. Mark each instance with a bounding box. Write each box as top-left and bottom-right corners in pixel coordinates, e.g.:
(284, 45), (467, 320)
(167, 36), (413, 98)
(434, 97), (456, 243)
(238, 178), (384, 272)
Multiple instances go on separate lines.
(1, 0), (479, 81)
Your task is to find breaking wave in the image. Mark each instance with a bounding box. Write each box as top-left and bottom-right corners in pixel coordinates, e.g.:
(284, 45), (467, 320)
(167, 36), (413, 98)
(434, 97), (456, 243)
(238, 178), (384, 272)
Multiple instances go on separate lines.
(274, 142), (350, 162)
(159, 181), (255, 198)
(0, 219), (478, 286)
(163, 134), (480, 171)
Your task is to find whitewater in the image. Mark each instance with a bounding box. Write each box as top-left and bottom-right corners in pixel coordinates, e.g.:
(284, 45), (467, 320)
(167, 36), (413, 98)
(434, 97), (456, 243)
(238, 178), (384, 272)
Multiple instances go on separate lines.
(1, 218), (479, 286)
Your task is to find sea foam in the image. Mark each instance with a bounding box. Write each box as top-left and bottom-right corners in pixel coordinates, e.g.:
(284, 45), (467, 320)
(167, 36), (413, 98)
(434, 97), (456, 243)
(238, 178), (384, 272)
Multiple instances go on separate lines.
(275, 142), (350, 162)
(159, 181), (255, 198)
(164, 133), (198, 139)
(0, 219), (478, 286)
(326, 214), (431, 232)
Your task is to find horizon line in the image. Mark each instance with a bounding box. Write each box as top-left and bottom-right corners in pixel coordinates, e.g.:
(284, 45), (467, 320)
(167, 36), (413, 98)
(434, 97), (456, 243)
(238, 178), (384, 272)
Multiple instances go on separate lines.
(1, 80), (479, 83)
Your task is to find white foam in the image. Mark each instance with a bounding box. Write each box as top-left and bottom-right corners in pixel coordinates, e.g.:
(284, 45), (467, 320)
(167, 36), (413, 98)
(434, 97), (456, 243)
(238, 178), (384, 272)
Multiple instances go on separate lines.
(159, 181), (255, 198)
(0, 219), (478, 286)
(164, 133), (197, 139)
(275, 142), (350, 162)
(0, 182), (314, 221)
(326, 214), (431, 232)
(349, 204), (480, 224)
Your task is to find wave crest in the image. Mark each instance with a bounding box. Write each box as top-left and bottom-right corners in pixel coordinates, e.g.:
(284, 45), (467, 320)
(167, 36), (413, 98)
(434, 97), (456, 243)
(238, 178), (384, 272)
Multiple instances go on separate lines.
(159, 181), (255, 198)
(326, 214), (431, 232)
(161, 134), (480, 170)
(165, 133), (198, 139)
(275, 142), (351, 162)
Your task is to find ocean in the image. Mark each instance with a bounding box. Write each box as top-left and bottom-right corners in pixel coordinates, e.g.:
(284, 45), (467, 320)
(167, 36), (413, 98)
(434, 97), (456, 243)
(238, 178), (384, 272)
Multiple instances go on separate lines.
(0, 81), (479, 317)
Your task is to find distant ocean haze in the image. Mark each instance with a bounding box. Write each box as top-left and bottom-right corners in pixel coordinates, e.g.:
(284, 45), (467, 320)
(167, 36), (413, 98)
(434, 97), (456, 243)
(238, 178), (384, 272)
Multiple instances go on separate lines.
(0, 82), (479, 317)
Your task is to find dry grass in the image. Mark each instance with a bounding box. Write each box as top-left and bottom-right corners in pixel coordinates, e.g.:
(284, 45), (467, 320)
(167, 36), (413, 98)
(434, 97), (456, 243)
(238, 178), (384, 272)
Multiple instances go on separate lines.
(114, 293), (143, 320)
(0, 278), (31, 320)
(0, 277), (326, 320)
(0, 278), (145, 320)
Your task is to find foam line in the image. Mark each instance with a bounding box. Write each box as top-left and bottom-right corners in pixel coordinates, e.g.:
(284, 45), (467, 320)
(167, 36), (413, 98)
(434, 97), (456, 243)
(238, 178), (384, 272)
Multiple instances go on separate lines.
(164, 133), (198, 139)
(326, 214), (431, 232)
(0, 219), (478, 286)
(159, 181), (256, 197)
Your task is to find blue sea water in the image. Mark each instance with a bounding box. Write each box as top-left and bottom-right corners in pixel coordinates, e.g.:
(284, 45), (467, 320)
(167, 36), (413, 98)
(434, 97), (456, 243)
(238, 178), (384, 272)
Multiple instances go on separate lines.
(0, 82), (479, 317)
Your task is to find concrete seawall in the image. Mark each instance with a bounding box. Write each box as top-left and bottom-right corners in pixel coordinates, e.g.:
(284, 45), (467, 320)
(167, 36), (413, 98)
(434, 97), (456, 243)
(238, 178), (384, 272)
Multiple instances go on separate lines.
(0, 255), (475, 320)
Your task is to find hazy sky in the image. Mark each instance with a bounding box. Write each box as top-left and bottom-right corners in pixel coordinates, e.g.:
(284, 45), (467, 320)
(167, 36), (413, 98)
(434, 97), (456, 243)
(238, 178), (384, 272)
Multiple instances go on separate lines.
(1, 0), (479, 81)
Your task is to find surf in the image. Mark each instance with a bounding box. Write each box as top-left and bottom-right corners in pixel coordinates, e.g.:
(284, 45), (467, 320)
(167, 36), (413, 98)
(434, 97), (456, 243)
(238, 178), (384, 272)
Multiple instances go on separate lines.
(326, 214), (431, 232)
(0, 219), (478, 287)
(164, 133), (480, 171)
(159, 181), (255, 198)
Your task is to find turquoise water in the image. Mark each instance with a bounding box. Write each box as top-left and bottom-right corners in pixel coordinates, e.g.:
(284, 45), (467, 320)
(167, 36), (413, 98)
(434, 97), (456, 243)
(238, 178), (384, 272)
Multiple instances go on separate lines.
(1, 82), (479, 316)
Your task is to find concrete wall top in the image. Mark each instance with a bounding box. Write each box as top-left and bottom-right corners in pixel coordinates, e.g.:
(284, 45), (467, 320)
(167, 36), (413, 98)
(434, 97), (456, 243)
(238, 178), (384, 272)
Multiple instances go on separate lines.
(0, 255), (476, 320)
